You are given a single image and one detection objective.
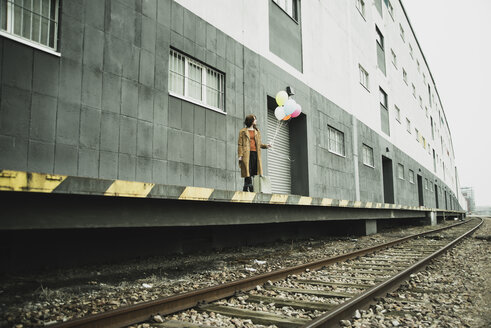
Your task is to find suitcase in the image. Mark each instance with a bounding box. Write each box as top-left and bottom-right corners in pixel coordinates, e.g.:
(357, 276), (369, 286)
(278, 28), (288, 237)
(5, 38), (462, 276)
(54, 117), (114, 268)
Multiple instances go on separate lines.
(253, 175), (272, 194)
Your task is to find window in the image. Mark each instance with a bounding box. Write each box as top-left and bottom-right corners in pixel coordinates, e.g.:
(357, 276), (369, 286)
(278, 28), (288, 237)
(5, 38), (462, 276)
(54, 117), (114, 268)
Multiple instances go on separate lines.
(424, 178), (428, 190)
(375, 26), (386, 74)
(394, 105), (401, 122)
(406, 118), (411, 133)
(419, 96), (423, 108)
(408, 169), (414, 183)
(0, 0), (59, 52)
(169, 49), (225, 112)
(417, 60), (420, 72)
(409, 43), (413, 59)
(356, 0), (366, 18)
(412, 84), (416, 98)
(415, 128), (419, 141)
(423, 73), (426, 85)
(376, 26), (384, 49)
(403, 68), (407, 84)
(327, 125), (345, 156)
(397, 163), (404, 180)
(379, 87), (389, 135)
(387, 0), (394, 18)
(272, 0), (298, 20)
(362, 144), (374, 167)
(391, 49), (397, 68)
(399, 23), (405, 42)
(359, 64), (369, 90)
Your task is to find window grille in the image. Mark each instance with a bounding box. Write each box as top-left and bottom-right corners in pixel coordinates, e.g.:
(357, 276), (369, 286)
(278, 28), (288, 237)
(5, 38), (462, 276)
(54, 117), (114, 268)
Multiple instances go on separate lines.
(359, 64), (369, 89)
(168, 49), (225, 112)
(272, 0), (298, 20)
(408, 169), (414, 183)
(327, 125), (345, 156)
(397, 163), (404, 180)
(0, 0), (59, 51)
(362, 144), (374, 167)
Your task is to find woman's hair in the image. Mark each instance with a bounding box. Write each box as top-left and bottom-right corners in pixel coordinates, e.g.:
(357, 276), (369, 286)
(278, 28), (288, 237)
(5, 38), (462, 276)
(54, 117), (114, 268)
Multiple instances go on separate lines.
(244, 114), (257, 129)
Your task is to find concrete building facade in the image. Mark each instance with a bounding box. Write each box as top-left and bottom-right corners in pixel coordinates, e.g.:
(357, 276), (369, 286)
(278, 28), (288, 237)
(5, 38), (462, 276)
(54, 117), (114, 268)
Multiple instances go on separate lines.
(0, 0), (464, 211)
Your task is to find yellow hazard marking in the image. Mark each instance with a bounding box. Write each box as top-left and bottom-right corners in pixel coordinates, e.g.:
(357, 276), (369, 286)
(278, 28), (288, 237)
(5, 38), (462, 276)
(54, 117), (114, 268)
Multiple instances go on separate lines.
(0, 170), (67, 192)
(365, 202), (373, 208)
(177, 186), (214, 201)
(105, 180), (155, 198)
(270, 194), (288, 204)
(321, 198), (333, 206)
(384, 204), (391, 208)
(298, 196), (312, 205)
(353, 201), (362, 208)
(231, 191), (256, 203)
(339, 200), (349, 207)
(376, 203), (382, 208)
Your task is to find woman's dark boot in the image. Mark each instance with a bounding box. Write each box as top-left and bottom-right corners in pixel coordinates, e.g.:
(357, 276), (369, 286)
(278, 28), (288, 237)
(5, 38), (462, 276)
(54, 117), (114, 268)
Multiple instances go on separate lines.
(248, 184), (254, 192)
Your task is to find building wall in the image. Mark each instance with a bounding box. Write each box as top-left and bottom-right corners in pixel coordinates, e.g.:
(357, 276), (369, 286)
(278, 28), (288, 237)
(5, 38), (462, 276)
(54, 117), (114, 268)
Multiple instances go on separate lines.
(0, 0), (462, 210)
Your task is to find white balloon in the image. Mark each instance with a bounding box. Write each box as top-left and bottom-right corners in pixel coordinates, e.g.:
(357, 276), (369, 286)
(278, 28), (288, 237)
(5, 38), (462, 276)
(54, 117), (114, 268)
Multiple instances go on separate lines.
(284, 99), (297, 115)
(274, 106), (286, 120)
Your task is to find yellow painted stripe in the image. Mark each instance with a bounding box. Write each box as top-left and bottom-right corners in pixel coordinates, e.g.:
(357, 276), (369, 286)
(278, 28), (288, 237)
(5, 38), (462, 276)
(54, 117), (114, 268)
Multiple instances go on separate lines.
(177, 186), (214, 200)
(270, 194), (288, 204)
(105, 180), (155, 198)
(365, 202), (373, 208)
(0, 170), (67, 192)
(384, 204), (391, 208)
(353, 201), (362, 208)
(298, 196), (312, 205)
(321, 198), (333, 206)
(339, 200), (349, 207)
(376, 203), (382, 208)
(231, 191), (256, 203)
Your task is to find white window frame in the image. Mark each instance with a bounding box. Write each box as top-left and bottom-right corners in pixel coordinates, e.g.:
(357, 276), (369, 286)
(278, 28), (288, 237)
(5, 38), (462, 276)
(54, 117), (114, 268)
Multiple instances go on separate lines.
(419, 96), (423, 108)
(397, 163), (404, 180)
(402, 68), (408, 85)
(356, 0), (366, 18)
(387, 0), (394, 19)
(327, 125), (345, 157)
(272, 0), (298, 21)
(168, 49), (226, 114)
(362, 144), (374, 168)
(359, 64), (369, 91)
(408, 169), (415, 184)
(417, 60), (421, 73)
(391, 49), (397, 68)
(406, 118), (411, 133)
(409, 43), (414, 59)
(394, 105), (401, 123)
(399, 23), (405, 42)
(412, 84), (416, 98)
(0, 0), (60, 56)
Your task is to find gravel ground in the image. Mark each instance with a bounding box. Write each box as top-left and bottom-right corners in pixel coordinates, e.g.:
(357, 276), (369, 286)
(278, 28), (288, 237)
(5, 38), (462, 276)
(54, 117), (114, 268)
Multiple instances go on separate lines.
(0, 219), (476, 328)
(341, 216), (490, 328)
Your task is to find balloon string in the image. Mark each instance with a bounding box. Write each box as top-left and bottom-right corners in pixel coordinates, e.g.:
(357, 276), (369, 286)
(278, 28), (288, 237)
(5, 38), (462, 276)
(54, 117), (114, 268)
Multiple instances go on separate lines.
(270, 120), (283, 151)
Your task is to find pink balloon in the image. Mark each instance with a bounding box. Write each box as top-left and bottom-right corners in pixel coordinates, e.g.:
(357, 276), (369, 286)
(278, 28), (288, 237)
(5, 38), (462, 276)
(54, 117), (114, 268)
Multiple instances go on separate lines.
(291, 104), (302, 118)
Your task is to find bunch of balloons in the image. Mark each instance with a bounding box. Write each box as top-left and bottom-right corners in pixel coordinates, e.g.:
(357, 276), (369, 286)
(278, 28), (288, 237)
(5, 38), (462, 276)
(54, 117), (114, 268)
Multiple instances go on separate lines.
(274, 90), (302, 121)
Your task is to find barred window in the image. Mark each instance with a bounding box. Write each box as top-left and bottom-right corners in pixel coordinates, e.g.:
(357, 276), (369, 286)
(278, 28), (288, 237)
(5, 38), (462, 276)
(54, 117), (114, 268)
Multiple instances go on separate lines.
(327, 125), (345, 156)
(168, 49), (225, 112)
(0, 0), (59, 51)
(406, 118), (411, 133)
(403, 68), (408, 84)
(356, 0), (365, 18)
(359, 64), (369, 90)
(399, 23), (405, 42)
(272, 0), (298, 20)
(397, 163), (404, 180)
(408, 169), (414, 183)
(394, 105), (401, 122)
(362, 144), (374, 167)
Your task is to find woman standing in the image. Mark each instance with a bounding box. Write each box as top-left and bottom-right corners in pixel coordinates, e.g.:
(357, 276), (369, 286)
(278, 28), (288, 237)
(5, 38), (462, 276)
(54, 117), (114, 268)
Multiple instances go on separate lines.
(238, 114), (271, 192)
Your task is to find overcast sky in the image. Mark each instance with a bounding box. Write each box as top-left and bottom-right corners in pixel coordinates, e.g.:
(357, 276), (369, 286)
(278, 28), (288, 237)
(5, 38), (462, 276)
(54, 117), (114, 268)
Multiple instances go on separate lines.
(401, 0), (491, 207)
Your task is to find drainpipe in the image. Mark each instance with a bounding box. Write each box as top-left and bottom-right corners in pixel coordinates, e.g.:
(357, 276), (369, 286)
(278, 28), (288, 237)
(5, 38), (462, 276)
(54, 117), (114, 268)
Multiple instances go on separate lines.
(352, 116), (360, 201)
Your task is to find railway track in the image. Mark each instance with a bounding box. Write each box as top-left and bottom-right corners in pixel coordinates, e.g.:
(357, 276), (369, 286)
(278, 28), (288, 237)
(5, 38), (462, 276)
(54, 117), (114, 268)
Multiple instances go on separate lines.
(53, 218), (481, 328)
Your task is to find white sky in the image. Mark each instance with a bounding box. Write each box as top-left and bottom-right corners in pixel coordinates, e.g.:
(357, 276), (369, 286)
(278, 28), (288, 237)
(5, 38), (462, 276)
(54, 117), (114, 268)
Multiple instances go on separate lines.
(401, 0), (491, 207)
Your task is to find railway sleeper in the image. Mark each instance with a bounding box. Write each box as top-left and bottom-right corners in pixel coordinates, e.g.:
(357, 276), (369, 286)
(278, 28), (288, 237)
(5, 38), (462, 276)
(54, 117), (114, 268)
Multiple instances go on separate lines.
(266, 286), (355, 298)
(246, 294), (337, 311)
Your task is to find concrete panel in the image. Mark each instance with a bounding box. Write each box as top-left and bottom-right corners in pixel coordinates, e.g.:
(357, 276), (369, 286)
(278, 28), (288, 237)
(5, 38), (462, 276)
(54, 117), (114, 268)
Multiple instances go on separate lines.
(167, 129), (182, 162)
(152, 159), (168, 184)
(195, 45), (206, 63)
(153, 124), (168, 159)
(171, 1), (184, 34)
(205, 167), (217, 189)
(142, 16), (157, 53)
(181, 101), (194, 133)
(0, 135), (28, 170)
(205, 138), (217, 168)
(235, 41), (243, 68)
(100, 112), (120, 153)
(193, 135), (206, 166)
(85, 0), (105, 30)
(33, 51), (60, 97)
(168, 97), (182, 129)
(28, 141), (54, 174)
(102, 72), (122, 113)
(30, 93), (57, 143)
(54, 143), (78, 176)
(0, 86), (31, 138)
(137, 120), (153, 157)
(83, 25), (104, 70)
(156, 22), (171, 59)
(181, 162), (193, 186)
(62, 0), (84, 22)
(216, 140), (226, 170)
(142, 0), (157, 19)
(82, 67), (103, 109)
(216, 30), (226, 59)
(136, 156), (153, 182)
(121, 78), (139, 118)
(193, 106), (206, 135)
(226, 142), (236, 171)
(123, 45), (141, 81)
(183, 8), (196, 42)
(167, 161), (180, 185)
(139, 50), (155, 87)
(225, 35), (235, 64)
(99, 151), (119, 180)
(205, 110), (217, 138)
(79, 107), (101, 150)
(216, 168), (227, 190)
(138, 86), (154, 121)
(2, 40), (33, 90)
(157, 0), (171, 27)
(59, 59), (82, 104)
(56, 101), (80, 146)
(154, 92), (168, 125)
(181, 132), (194, 164)
(196, 16), (206, 48)
(183, 38), (196, 58)
(103, 35), (128, 76)
(170, 30), (184, 51)
(193, 165), (206, 187)
(206, 23), (217, 53)
(216, 114), (226, 141)
(155, 54), (168, 91)
(134, 12), (142, 48)
(119, 116), (137, 155)
(118, 153), (136, 181)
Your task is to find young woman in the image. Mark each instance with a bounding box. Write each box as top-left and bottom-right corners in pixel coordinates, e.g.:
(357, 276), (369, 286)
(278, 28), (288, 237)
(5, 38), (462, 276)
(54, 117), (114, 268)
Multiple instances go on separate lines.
(237, 114), (271, 192)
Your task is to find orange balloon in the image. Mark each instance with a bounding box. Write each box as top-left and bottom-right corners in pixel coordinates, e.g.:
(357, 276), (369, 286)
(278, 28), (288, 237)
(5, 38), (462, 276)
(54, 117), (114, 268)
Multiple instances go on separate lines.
(283, 115), (291, 121)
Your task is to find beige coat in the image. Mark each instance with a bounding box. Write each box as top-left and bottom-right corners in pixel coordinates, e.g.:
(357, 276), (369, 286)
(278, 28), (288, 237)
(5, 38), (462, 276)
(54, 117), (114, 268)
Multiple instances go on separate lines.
(238, 127), (268, 178)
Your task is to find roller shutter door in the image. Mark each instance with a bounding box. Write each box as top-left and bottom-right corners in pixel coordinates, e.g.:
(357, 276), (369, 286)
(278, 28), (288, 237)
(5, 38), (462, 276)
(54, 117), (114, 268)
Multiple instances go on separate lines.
(267, 110), (291, 194)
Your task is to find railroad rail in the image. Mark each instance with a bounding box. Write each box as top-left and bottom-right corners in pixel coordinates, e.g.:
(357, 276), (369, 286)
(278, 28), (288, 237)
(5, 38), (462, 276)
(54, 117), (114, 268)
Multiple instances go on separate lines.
(53, 218), (482, 328)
